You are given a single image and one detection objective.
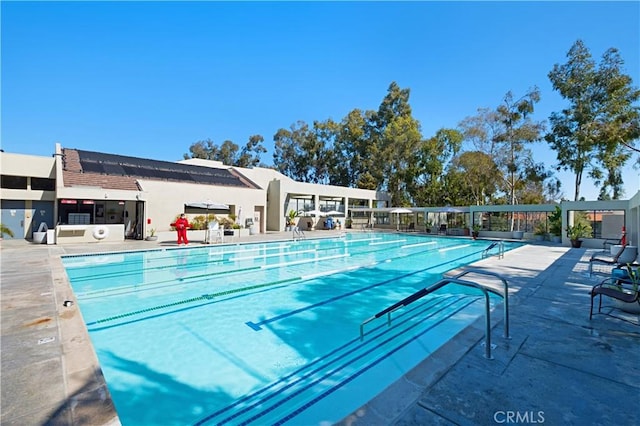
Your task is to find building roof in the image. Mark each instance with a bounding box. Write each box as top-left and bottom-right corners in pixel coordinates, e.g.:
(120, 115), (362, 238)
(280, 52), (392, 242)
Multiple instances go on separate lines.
(61, 148), (261, 191)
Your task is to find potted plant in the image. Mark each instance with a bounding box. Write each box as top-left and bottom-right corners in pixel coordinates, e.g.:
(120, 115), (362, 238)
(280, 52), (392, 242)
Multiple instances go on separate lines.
(566, 223), (590, 248)
(471, 224), (481, 239)
(533, 222), (547, 242)
(145, 228), (157, 241)
(286, 209), (298, 231)
(548, 206), (562, 243)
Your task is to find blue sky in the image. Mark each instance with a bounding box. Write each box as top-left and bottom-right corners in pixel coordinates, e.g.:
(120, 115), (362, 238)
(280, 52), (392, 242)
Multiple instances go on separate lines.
(2, 1), (639, 201)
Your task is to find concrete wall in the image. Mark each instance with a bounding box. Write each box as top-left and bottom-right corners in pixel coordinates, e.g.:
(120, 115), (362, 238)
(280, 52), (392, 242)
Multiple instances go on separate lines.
(138, 179), (265, 233)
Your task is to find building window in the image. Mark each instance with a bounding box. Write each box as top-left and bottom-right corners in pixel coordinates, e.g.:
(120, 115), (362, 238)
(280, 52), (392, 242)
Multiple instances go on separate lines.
(31, 177), (56, 191)
(1, 175), (27, 189)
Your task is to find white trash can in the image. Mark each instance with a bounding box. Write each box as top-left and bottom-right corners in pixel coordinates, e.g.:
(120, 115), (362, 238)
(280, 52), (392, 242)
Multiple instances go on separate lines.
(33, 232), (47, 244)
(46, 229), (56, 245)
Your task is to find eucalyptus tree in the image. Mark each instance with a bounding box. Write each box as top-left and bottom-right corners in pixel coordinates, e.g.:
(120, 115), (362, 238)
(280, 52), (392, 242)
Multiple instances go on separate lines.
(273, 120), (333, 183)
(373, 82), (422, 205)
(216, 140), (240, 166)
(546, 39), (640, 200)
(449, 151), (500, 205)
(236, 135), (267, 168)
(516, 154), (556, 204)
(441, 169), (474, 207)
(184, 135), (267, 168)
(407, 129), (462, 206)
(332, 108), (379, 189)
(459, 88), (545, 206)
(184, 138), (218, 160)
(311, 119), (339, 185)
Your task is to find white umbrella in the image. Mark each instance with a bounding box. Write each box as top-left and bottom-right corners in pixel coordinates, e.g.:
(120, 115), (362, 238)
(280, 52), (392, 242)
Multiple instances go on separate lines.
(185, 201), (230, 222)
(185, 200), (230, 210)
(302, 209), (326, 217)
(324, 210), (343, 216)
(390, 208), (413, 231)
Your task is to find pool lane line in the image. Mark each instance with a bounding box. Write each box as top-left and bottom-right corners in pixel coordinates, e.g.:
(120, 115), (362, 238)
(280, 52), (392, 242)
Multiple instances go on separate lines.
(69, 238), (359, 283)
(439, 243), (472, 252)
(194, 294), (465, 426)
(76, 240), (475, 299)
(85, 242), (467, 326)
(75, 251), (352, 299)
(74, 265), (263, 298)
(83, 250), (378, 322)
(68, 235), (456, 284)
(86, 276), (302, 325)
(63, 242), (295, 273)
(210, 296), (481, 426)
(244, 245), (486, 331)
(66, 244), (297, 282)
(228, 249), (317, 261)
(369, 239), (407, 246)
(401, 241), (437, 249)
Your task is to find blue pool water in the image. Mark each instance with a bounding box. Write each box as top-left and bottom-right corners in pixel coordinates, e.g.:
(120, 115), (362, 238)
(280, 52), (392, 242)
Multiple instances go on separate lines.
(63, 233), (518, 425)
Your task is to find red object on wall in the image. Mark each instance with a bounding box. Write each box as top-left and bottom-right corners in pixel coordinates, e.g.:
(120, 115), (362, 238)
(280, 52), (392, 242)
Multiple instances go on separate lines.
(620, 226), (626, 246)
(147, 218), (151, 225)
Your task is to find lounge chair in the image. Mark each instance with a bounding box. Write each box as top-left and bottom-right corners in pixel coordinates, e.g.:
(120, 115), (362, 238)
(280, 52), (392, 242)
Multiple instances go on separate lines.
(589, 275), (640, 320)
(439, 224), (447, 235)
(602, 236), (623, 252)
(406, 223), (415, 232)
(588, 243), (628, 277)
(205, 221), (223, 244)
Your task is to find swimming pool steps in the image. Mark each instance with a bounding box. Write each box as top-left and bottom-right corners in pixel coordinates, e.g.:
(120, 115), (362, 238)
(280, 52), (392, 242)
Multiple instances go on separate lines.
(193, 294), (482, 426)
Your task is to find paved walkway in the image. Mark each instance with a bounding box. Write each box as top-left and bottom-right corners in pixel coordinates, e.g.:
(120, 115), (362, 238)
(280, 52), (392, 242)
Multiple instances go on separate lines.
(1, 233), (638, 425)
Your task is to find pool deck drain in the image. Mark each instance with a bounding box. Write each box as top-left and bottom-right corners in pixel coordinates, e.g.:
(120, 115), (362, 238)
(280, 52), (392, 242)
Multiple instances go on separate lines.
(1, 231), (638, 425)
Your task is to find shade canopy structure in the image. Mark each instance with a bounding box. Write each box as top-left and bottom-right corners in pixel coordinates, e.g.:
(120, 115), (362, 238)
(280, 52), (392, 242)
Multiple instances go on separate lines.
(389, 208), (412, 214)
(390, 208), (413, 230)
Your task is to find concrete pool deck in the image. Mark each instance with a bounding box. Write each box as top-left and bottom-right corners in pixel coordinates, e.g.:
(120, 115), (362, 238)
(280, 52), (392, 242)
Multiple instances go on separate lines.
(1, 232), (638, 425)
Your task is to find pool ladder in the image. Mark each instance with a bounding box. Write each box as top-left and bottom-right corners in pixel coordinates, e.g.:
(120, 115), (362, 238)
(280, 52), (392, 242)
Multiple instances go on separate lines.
(359, 269), (510, 359)
(292, 227), (306, 241)
(482, 240), (504, 259)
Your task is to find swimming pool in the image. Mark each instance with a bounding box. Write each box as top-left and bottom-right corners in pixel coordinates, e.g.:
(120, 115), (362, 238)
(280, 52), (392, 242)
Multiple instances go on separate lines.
(63, 232), (517, 425)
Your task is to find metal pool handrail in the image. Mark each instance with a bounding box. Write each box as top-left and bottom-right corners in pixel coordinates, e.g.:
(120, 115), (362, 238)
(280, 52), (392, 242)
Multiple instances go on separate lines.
(453, 268), (510, 340)
(359, 272), (510, 359)
(482, 240), (504, 259)
(292, 227), (306, 241)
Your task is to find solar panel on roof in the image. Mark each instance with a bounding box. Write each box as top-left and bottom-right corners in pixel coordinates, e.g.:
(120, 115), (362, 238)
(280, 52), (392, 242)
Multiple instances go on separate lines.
(74, 149), (255, 188)
(102, 163), (126, 175)
(80, 162), (105, 174)
(120, 165), (152, 178)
